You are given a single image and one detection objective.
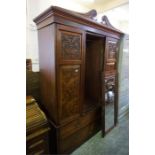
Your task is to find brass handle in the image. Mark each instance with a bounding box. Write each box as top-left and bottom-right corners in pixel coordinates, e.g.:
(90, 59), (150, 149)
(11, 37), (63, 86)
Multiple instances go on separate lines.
(107, 62), (115, 65)
(75, 69), (79, 73)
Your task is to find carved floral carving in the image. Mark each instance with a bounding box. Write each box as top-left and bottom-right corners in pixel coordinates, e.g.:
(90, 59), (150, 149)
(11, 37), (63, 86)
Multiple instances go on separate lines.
(108, 41), (118, 60)
(61, 33), (81, 60)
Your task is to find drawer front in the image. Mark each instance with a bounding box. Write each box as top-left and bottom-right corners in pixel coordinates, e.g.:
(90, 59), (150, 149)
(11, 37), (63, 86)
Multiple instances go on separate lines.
(58, 119), (101, 153)
(27, 134), (49, 155)
(59, 108), (101, 139)
(27, 143), (46, 155)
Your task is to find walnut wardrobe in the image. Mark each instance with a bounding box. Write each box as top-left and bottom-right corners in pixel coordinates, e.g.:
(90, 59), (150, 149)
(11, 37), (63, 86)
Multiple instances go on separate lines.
(34, 6), (124, 154)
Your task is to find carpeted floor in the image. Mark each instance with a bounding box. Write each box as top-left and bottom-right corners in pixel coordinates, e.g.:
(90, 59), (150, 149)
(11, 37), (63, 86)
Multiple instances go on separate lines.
(71, 113), (129, 155)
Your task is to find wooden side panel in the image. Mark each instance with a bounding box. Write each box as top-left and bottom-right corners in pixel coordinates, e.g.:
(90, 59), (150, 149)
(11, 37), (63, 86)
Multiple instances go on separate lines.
(59, 65), (81, 123)
(38, 24), (57, 123)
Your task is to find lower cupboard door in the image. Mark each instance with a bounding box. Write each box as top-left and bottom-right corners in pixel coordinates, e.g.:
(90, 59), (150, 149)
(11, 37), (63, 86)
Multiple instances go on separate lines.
(58, 65), (81, 124)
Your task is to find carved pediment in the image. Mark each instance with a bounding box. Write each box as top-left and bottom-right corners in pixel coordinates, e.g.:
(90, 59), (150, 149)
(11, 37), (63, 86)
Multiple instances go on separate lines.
(79, 9), (97, 20)
(33, 6), (122, 34)
(101, 15), (115, 29)
(79, 10), (118, 30)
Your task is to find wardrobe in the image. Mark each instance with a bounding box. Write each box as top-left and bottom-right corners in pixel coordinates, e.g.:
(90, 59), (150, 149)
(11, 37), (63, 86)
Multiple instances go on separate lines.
(34, 6), (124, 154)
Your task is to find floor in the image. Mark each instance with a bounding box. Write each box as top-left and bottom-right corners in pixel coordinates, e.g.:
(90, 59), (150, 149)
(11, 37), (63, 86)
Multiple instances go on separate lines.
(71, 113), (129, 155)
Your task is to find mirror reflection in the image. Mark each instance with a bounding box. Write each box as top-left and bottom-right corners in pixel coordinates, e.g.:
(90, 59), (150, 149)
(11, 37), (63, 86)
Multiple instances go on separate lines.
(105, 78), (115, 132)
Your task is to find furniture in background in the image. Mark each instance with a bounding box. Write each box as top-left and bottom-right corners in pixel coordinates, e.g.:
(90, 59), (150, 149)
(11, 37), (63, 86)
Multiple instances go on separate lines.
(26, 60), (51, 154)
(26, 59), (40, 104)
(26, 96), (50, 155)
(26, 69), (40, 104)
(34, 6), (124, 154)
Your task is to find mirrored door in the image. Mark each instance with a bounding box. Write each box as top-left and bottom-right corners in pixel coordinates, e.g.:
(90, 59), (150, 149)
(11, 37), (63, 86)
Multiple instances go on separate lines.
(105, 76), (115, 132)
(102, 75), (118, 136)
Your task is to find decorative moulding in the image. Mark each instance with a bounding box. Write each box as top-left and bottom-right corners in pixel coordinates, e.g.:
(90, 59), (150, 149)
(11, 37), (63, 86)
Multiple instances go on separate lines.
(33, 6), (123, 34)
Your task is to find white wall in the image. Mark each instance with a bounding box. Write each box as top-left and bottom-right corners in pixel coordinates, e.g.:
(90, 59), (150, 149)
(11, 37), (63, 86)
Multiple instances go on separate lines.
(97, 4), (129, 34)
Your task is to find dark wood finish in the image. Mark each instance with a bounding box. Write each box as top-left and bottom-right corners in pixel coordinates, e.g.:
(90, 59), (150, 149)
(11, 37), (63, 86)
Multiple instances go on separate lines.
(59, 107), (101, 140)
(38, 24), (58, 124)
(61, 32), (81, 60)
(26, 96), (50, 155)
(59, 119), (101, 153)
(84, 34), (104, 112)
(105, 37), (120, 74)
(59, 65), (81, 124)
(101, 15), (116, 29)
(56, 25), (85, 125)
(79, 9), (97, 19)
(34, 6), (123, 154)
(49, 107), (101, 154)
(33, 6), (123, 35)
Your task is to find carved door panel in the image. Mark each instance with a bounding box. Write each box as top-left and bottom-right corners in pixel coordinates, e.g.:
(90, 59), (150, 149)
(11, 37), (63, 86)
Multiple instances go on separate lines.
(105, 37), (119, 72)
(57, 25), (84, 63)
(61, 32), (81, 60)
(59, 65), (81, 123)
(57, 25), (85, 124)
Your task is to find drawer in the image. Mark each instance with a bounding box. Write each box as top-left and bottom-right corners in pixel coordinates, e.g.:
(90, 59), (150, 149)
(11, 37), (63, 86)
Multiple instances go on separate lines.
(59, 108), (101, 139)
(59, 119), (101, 153)
(27, 142), (46, 155)
(27, 134), (49, 155)
(27, 132), (46, 146)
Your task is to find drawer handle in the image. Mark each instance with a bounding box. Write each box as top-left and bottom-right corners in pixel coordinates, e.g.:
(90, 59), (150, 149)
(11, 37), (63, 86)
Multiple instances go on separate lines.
(75, 69), (79, 73)
(107, 62), (115, 65)
(28, 139), (44, 149)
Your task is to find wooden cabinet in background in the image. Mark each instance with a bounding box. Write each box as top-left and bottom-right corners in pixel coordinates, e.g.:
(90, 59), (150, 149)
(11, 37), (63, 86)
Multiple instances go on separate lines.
(26, 96), (50, 155)
(34, 6), (124, 154)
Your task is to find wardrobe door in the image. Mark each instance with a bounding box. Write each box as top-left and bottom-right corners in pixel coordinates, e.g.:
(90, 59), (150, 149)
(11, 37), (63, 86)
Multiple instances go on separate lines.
(102, 37), (120, 136)
(59, 65), (81, 123)
(56, 25), (85, 124)
(104, 75), (116, 132)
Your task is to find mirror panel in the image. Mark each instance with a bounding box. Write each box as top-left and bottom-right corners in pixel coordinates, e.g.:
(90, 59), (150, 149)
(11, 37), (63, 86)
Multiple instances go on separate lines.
(104, 76), (115, 132)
